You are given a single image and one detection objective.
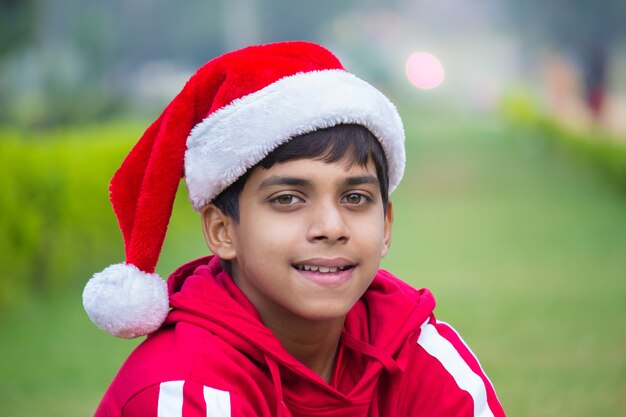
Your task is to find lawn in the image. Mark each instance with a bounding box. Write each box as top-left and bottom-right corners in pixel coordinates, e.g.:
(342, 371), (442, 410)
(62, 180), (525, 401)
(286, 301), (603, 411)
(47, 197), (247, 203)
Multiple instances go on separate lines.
(1, 108), (625, 416)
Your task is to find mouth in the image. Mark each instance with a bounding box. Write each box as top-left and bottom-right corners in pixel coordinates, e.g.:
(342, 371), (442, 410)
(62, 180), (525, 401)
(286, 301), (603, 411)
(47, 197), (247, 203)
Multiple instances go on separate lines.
(293, 264), (354, 274)
(292, 258), (356, 275)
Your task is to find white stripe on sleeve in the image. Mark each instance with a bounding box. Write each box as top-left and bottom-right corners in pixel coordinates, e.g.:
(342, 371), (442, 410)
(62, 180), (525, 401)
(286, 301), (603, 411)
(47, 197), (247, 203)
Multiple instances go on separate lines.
(204, 385), (231, 417)
(158, 380), (185, 417)
(417, 319), (494, 417)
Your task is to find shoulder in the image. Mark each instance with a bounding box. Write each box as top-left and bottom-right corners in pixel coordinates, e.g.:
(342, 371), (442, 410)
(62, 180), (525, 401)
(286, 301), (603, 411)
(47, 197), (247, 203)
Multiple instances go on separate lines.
(97, 378), (262, 417)
(122, 322), (217, 382)
(93, 324), (209, 414)
(399, 317), (506, 417)
(95, 323), (256, 416)
(121, 380), (232, 417)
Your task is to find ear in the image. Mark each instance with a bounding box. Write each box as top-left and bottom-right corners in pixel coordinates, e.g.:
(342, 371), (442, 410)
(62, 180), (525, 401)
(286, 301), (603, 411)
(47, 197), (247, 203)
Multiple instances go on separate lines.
(201, 204), (237, 260)
(381, 201), (394, 258)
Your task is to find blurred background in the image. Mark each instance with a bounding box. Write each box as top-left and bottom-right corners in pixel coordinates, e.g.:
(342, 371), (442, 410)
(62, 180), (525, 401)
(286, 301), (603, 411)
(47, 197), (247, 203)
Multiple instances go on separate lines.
(1, 1), (625, 416)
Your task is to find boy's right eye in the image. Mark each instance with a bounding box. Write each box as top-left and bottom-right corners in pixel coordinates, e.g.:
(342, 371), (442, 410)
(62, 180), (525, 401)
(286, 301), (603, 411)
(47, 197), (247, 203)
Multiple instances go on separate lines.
(271, 194), (303, 206)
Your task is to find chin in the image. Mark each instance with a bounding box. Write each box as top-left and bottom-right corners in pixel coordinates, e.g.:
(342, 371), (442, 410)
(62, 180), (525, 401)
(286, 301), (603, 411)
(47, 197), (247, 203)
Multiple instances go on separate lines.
(296, 303), (354, 322)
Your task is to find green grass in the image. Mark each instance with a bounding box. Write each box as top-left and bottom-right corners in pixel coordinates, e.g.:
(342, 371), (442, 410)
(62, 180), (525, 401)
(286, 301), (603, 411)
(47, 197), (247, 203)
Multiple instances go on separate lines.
(0, 292), (140, 415)
(1, 108), (625, 416)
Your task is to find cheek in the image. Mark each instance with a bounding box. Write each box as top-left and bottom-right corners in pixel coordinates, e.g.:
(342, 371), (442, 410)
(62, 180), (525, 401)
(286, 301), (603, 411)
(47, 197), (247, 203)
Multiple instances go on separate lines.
(361, 220), (389, 263)
(238, 219), (294, 260)
(354, 216), (386, 244)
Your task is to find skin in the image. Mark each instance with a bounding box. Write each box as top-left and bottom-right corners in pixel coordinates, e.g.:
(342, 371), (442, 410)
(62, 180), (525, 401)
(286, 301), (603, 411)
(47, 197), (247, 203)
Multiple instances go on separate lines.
(202, 156), (393, 383)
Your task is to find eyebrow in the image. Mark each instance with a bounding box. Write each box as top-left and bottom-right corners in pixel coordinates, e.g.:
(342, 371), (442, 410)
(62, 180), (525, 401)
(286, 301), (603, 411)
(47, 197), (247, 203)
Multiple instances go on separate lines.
(258, 174), (379, 190)
(258, 176), (310, 189)
(343, 175), (379, 187)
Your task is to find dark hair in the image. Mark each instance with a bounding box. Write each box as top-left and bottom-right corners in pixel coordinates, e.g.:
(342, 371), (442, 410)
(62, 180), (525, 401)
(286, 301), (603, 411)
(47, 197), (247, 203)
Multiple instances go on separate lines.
(212, 123), (389, 222)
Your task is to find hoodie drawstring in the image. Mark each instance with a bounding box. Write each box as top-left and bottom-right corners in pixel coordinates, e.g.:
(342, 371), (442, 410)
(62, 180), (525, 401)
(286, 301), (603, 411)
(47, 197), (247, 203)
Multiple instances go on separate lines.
(341, 332), (402, 374)
(266, 353), (286, 417)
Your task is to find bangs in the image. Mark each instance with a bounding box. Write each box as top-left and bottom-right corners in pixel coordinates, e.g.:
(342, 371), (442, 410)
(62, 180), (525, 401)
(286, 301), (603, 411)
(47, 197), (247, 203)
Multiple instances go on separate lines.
(258, 124), (383, 171)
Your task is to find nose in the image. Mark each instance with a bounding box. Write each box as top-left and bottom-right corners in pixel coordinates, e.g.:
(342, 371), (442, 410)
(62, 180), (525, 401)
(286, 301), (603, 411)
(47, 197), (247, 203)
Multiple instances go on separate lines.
(306, 201), (350, 243)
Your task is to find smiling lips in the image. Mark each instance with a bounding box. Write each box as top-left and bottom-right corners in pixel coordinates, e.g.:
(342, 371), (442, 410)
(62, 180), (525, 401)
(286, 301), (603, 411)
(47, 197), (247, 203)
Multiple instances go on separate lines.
(292, 258), (356, 285)
(295, 264), (352, 273)
(293, 257), (355, 272)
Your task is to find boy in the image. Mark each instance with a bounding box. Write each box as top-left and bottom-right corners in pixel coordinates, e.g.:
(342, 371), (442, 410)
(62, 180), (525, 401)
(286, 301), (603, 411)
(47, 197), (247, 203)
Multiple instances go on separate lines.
(84, 41), (505, 416)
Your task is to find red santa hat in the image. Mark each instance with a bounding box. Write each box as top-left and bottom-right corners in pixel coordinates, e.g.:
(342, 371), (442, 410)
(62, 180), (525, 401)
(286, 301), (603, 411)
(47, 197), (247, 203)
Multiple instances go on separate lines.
(83, 41), (405, 338)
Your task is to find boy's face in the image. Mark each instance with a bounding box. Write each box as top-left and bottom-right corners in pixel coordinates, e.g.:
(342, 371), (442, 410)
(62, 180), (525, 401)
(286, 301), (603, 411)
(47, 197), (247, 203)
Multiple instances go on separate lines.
(204, 156), (392, 324)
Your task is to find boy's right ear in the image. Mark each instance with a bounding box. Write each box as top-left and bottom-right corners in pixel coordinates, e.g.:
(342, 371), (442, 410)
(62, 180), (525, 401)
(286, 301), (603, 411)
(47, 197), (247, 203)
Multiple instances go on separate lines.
(201, 204), (237, 260)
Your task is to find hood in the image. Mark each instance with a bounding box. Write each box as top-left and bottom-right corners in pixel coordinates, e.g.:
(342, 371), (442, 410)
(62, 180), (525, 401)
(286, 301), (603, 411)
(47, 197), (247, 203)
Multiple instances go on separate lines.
(165, 255), (435, 415)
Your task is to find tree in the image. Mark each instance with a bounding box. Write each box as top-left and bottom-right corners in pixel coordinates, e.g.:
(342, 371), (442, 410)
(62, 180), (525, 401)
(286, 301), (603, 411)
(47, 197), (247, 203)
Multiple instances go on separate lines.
(501, 0), (626, 119)
(0, 0), (37, 60)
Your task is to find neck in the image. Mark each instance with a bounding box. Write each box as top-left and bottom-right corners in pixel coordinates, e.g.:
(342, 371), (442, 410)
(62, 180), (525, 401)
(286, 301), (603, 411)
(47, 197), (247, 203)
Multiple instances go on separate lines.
(261, 308), (344, 383)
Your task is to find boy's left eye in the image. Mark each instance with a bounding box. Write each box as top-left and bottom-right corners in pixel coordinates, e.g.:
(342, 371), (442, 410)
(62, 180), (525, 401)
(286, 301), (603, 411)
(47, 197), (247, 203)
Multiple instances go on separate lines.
(341, 193), (368, 205)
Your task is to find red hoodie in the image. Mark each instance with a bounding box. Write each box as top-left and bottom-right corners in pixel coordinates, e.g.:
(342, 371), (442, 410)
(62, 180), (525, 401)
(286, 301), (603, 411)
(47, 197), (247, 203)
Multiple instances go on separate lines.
(94, 256), (505, 417)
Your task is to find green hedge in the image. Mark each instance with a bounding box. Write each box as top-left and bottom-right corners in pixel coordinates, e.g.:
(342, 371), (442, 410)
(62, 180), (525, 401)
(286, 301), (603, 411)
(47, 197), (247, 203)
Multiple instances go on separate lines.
(535, 121), (626, 189)
(0, 124), (143, 307)
(501, 89), (626, 190)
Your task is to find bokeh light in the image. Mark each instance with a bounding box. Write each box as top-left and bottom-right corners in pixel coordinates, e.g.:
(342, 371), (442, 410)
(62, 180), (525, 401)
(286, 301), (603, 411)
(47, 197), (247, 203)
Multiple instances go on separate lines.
(405, 51), (445, 90)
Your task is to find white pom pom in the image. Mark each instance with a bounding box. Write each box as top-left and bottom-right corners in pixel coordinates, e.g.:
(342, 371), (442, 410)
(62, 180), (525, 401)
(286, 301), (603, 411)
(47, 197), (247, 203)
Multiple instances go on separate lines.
(83, 263), (169, 338)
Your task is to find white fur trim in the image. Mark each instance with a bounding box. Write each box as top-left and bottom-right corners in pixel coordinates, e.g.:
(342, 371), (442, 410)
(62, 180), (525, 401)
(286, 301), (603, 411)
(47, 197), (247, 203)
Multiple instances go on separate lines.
(82, 263), (169, 338)
(185, 69), (405, 211)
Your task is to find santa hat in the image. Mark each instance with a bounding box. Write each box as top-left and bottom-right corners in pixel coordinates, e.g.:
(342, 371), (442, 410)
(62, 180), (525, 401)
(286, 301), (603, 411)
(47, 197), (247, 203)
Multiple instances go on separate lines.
(83, 41), (405, 338)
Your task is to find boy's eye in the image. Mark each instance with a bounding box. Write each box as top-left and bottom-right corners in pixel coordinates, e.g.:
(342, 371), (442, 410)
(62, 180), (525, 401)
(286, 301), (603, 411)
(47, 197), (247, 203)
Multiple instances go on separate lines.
(341, 193), (368, 205)
(272, 194), (303, 205)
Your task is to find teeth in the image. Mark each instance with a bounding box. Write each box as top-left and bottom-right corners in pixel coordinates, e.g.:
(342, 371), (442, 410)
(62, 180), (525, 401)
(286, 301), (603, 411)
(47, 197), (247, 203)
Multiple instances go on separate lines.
(297, 265), (343, 273)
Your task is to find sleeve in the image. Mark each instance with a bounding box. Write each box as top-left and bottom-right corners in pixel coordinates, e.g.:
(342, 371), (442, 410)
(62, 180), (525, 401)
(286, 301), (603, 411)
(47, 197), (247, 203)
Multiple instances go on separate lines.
(121, 380), (255, 417)
(399, 317), (506, 417)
